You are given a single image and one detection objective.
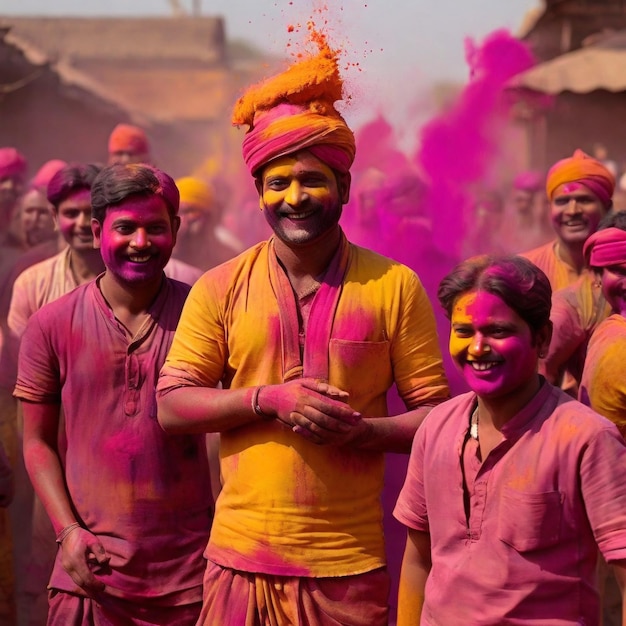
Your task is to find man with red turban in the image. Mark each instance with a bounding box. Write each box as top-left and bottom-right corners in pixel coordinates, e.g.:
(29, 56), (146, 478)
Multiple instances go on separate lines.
(157, 33), (449, 625)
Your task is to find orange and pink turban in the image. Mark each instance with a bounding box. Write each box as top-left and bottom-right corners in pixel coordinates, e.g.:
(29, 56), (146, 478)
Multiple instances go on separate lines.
(0, 147), (27, 180)
(232, 38), (355, 177)
(108, 124), (150, 156)
(584, 227), (626, 268)
(546, 149), (615, 207)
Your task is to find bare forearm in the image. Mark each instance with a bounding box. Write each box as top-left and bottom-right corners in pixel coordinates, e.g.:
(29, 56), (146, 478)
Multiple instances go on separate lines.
(157, 386), (259, 434)
(24, 437), (77, 535)
(612, 561), (626, 626)
(397, 529), (431, 626)
(354, 406), (434, 453)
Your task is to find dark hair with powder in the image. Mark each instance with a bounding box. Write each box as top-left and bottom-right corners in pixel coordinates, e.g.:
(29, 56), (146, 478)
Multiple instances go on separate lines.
(90, 163), (179, 224)
(438, 255), (552, 339)
(47, 163), (103, 210)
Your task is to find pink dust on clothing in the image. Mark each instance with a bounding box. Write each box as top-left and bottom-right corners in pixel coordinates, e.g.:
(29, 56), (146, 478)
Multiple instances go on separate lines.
(394, 382), (626, 625)
(196, 560), (389, 626)
(14, 278), (212, 604)
(415, 30), (534, 262)
(158, 239), (448, 578)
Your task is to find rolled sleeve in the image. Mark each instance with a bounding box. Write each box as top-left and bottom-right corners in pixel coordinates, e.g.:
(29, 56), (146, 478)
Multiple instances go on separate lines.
(13, 311), (61, 404)
(157, 276), (226, 396)
(391, 271), (449, 410)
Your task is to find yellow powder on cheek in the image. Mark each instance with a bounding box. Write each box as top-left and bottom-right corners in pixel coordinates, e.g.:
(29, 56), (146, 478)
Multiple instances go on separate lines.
(449, 292), (478, 359)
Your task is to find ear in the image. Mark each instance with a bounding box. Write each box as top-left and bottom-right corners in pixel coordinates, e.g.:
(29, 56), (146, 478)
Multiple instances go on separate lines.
(91, 218), (102, 250)
(536, 321), (553, 358)
(336, 171), (351, 205)
(171, 215), (181, 245)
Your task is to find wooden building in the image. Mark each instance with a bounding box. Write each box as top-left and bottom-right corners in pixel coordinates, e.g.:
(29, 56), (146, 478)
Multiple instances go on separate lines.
(0, 16), (271, 178)
(511, 0), (626, 173)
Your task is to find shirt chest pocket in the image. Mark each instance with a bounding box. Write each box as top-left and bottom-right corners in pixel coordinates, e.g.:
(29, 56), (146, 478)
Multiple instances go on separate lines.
(497, 488), (564, 552)
(328, 339), (391, 406)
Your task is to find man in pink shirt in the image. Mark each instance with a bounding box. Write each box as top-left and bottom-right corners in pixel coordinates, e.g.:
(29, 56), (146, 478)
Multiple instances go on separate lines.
(14, 163), (213, 625)
(394, 255), (626, 625)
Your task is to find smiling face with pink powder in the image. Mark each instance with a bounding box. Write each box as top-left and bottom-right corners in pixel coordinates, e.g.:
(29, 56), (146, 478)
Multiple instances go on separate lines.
(550, 182), (608, 245)
(90, 163), (180, 287)
(450, 290), (545, 401)
(92, 194), (177, 285)
(439, 256), (552, 412)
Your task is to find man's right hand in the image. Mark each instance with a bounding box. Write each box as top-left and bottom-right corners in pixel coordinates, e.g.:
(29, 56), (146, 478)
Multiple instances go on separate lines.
(258, 378), (361, 444)
(60, 527), (111, 593)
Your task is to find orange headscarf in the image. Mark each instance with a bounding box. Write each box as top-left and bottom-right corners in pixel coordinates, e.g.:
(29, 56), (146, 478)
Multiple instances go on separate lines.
(108, 124), (150, 156)
(546, 149), (615, 207)
(232, 36), (355, 176)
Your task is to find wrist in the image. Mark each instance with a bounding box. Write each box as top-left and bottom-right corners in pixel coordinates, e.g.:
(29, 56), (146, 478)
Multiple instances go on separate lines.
(251, 386), (273, 420)
(56, 522), (81, 544)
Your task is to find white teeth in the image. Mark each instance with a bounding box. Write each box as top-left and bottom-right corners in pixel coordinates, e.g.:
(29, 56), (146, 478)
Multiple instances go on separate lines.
(470, 361), (498, 371)
(287, 211), (313, 219)
(129, 255), (151, 263)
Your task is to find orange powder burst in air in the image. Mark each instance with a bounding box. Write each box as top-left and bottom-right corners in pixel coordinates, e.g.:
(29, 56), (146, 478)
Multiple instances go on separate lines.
(232, 28), (345, 128)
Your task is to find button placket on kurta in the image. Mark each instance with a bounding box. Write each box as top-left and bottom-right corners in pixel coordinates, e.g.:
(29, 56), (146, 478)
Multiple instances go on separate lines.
(462, 435), (514, 542)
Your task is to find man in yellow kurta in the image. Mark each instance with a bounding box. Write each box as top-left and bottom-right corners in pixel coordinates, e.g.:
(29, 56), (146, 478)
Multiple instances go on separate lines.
(157, 33), (449, 626)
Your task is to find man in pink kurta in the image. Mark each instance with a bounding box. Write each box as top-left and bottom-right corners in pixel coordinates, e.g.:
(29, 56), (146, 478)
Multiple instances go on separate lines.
(394, 255), (626, 626)
(395, 383), (626, 625)
(14, 164), (213, 625)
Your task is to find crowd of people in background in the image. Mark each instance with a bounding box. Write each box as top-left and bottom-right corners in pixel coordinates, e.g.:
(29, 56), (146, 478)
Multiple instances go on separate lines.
(1, 24), (626, 626)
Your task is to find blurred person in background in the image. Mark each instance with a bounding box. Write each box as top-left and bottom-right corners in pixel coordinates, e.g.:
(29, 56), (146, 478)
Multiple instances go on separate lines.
(0, 147), (27, 239)
(462, 188), (505, 258)
(0, 146), (28, 626)
(107, 123), (151, 166)
(499, 170), (552, 254)
(529, 153), (615, 397)
(174, 176), (242, 270)
(521, 149), (613, 292)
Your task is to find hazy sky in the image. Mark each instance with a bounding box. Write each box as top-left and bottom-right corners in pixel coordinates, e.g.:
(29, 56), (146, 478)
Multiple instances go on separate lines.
(2, 0), (541, 125)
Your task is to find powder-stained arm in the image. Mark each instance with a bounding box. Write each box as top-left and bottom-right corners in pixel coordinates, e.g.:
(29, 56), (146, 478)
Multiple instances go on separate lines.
(611, 561), (626, 626)
(397, 528), (431, 626)
(22, 400), (109, 592)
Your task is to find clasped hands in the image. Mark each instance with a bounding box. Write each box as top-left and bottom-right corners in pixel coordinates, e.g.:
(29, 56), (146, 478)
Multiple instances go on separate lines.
(258, 378), (370, 446)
